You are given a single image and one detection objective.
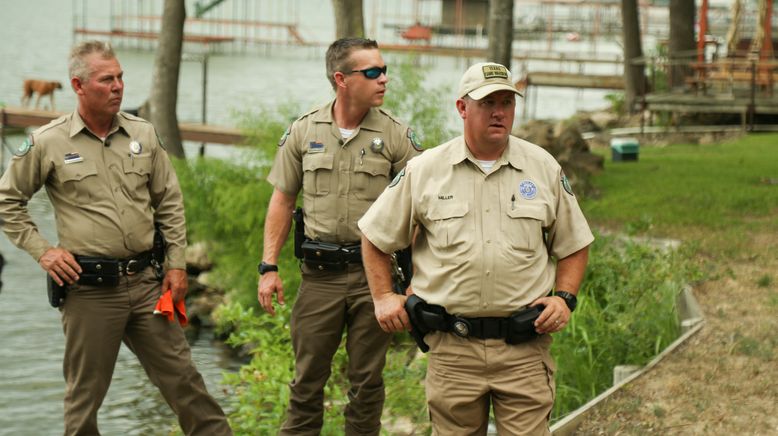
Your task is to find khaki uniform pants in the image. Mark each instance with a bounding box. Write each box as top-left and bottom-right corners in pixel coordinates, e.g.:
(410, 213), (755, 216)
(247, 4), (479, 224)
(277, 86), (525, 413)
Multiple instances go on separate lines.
(60, 267), (231, 436)
(425, 332), (556, 436)
(280, 263), (391, 436)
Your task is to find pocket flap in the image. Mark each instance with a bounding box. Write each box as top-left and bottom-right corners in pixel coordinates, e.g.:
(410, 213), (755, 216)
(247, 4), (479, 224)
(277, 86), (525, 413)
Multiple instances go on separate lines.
(58, 161), (98, 182)
(303, 154), (334, 172)
(122, 157), (152, 176)
(507, 204), (546, 221)
(427, 202), (469, 221)
(354, 159), (391, 177)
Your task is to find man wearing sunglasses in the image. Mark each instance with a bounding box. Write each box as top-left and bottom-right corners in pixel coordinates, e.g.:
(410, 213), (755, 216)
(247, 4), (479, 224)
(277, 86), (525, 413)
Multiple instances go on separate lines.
(257, 37), (421, 435)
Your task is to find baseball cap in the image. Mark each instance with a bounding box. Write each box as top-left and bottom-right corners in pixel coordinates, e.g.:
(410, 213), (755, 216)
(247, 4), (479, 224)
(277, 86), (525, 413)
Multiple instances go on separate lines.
(458, 62), (522, 100)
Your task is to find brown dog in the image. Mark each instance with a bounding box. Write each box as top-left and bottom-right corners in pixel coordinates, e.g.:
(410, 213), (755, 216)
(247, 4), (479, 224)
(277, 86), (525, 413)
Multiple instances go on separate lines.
(21, 79), (63, 111)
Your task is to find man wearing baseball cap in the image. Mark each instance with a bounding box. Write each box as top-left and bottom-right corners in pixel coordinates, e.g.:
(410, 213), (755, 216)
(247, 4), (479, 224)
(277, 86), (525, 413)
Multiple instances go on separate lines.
(359, 62), (593, 434)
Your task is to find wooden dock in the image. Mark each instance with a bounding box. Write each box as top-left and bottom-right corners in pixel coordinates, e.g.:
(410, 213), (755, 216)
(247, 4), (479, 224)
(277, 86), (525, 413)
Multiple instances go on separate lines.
(643, 92), (778, 130)
(1, 107), (244, 145)
(517, 72), (624, 90)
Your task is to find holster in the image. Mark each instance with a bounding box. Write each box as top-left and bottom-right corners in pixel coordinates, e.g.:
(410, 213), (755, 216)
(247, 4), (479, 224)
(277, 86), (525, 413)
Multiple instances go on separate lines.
(404, 294), (433, 352)
(47, 276), (68, 308)
(152, 223), (166, 281)
(293, 207), (304, 260)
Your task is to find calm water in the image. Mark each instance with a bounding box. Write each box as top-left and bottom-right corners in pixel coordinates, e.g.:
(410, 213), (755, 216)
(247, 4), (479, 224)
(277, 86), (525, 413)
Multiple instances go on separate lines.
(0, 0), (618, 433)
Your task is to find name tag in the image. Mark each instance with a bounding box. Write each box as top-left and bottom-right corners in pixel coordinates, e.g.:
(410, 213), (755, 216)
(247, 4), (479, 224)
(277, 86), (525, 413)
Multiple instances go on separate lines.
(64, 152), (84, 164)
(308, 141), (325, 153)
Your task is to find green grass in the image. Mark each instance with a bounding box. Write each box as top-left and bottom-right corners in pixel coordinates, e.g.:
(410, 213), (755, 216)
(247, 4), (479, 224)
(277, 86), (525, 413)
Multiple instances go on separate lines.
(583, 134), (778, 257)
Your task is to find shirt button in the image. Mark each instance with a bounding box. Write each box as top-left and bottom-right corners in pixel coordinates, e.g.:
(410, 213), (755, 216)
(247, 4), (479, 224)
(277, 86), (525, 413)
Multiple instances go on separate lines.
(486, 270), (491, 275)
(339, 218), (345, 223)
(338, 139), (344, 145)
(482, 302), (488, 308)
(486, 240), (491, 244)
(486, 208), (490, 213)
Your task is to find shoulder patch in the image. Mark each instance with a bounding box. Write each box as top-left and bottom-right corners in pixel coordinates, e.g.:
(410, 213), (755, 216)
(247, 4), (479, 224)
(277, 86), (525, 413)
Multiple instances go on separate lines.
(15, 135), (34, 156)
(278, 125), (291, 147)
(561, 172), (574, 196)
(407, 128), (422, 151)
(388, 168), (406, 188)
(156, 133), (166, 150)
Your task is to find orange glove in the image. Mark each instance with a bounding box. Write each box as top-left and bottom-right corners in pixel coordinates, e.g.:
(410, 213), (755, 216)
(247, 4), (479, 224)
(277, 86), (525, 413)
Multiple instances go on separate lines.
(153, 290), (189, 327)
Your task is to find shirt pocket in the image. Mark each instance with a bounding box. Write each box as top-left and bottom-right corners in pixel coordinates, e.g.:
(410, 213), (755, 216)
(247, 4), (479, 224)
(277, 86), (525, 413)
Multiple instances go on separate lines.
(302, 154), (334, 196)
(57, 161), (98, 202)
(122, 156), (152, 202)
(503, 204), (546, 251)
(426, 202), (472, 260)
(352, 158), (391, 200)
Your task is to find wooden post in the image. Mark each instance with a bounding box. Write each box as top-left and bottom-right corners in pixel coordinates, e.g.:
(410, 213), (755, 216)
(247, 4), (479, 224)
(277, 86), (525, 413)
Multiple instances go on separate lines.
(698, 0), (709, 63)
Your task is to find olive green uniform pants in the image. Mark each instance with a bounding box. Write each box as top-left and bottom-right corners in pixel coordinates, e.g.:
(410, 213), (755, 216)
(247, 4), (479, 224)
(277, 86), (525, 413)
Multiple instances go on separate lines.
(425, 332), (556, 436)
(280, 263), (392, 436)
(60, 267), (231, 436)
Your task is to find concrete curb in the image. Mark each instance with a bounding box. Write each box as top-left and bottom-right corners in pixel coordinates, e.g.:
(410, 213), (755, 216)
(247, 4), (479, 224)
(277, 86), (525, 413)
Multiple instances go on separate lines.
(550, 285), (705, 435)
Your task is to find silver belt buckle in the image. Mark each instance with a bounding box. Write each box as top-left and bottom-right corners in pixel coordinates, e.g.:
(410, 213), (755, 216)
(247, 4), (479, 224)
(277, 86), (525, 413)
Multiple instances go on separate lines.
(452, 319), (471, 338)
(125, 259), (139, 275)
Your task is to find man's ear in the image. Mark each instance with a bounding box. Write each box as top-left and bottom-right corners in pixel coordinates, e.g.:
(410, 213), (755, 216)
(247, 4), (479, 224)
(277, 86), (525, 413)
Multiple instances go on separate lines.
(456, 98), (467, 120)
(333, 71), (348, 89)
(71, 77), (83, 95)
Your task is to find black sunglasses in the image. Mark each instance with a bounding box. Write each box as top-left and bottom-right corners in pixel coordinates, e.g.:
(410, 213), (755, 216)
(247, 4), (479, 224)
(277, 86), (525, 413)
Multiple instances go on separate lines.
(348, 65), (388, 79)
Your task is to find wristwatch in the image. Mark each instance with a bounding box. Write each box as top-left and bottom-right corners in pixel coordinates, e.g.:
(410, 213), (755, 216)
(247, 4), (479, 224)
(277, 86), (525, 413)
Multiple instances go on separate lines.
(554, 290), (578, 312)
(258, 261), (278, 275)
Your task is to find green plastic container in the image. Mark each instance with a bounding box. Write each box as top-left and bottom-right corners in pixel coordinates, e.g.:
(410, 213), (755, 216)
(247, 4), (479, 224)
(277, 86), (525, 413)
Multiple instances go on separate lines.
(611, 137), (639, 162)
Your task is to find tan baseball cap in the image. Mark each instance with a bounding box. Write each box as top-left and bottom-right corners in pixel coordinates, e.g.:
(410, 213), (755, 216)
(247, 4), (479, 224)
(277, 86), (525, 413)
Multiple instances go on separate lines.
(458, 62), (522, 100)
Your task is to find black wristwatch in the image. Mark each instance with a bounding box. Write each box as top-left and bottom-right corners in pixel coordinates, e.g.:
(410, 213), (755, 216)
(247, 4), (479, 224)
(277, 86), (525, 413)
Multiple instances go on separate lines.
(258, 261), (278, 275)
(554, 290), (578, 312)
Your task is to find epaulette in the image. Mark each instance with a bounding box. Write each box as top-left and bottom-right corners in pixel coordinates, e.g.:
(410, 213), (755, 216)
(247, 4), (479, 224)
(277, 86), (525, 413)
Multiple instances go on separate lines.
(295, 106), (320, 122)
(32, 115), (69, 142)
(378, 108), (403, 126)
(119, 111), (152, 125)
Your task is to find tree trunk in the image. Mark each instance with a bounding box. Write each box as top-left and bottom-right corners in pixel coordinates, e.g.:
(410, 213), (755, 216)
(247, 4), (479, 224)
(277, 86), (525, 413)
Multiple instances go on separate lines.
(332, 0), (364, 39)
(487, 0), (514, 69)
(669, 0), (695, 89)
(149, 0), (186, 158)
(621, 0), (645, 113)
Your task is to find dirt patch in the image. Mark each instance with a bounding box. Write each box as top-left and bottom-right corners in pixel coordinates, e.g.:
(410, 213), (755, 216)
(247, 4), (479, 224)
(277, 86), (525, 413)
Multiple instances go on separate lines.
(573, 231), (778, 435)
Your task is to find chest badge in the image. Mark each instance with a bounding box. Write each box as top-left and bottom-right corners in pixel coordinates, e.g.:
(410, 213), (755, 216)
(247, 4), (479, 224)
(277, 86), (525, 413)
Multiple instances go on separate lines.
(370, 137), (384, 153)
(519, 180), (537, 200)
(129, 141), (143, 155)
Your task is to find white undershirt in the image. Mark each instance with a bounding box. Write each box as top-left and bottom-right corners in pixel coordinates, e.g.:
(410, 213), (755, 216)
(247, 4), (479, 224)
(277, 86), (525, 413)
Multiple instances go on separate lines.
(476, 159), (497, 172)
(339, 128), (354, 139)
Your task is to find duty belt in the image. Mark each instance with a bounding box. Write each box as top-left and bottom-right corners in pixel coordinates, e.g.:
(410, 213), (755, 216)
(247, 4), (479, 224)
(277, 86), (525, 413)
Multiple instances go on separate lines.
(404, 294), (543, 352)
(300, 239), (361, 271)
(74, 250), (155, 286)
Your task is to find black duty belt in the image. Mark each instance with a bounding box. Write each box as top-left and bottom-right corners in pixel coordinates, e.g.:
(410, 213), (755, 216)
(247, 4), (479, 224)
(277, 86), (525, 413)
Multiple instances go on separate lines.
(404, 294), (544, 352)
(300, 239), (361, 271)
(75, 250), (154, 286)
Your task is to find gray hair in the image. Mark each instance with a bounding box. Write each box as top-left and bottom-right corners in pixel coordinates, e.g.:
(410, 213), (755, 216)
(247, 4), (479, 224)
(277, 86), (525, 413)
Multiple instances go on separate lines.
(325, 38), (379, 90)
(68, 40), (116, 82)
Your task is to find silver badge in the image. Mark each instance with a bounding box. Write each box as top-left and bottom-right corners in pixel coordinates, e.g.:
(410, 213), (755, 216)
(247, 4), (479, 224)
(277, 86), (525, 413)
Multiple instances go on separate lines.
(129, 141), (142, 155)
(370, 137), (384, 153)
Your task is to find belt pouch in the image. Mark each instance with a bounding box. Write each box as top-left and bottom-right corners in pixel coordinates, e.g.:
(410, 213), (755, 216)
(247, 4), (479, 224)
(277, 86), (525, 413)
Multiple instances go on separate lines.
(77, 258), (121, 287)
(301, 240), (346, 271)
(505, 306), (543, 345)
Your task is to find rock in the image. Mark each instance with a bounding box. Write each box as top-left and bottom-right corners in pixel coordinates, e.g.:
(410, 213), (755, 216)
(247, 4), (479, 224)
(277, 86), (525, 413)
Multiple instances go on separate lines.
(557, 124), (590, 153)
(590, 111), (620, 130)
(186, 242), (212, 274)
(514, 120), (555, 150)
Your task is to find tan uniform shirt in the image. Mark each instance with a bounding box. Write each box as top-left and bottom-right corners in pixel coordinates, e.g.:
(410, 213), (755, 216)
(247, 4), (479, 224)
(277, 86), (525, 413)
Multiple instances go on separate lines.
(0, 111), (187, 269)
(359, 135), (594, 317)
(268, 100), (421, 243)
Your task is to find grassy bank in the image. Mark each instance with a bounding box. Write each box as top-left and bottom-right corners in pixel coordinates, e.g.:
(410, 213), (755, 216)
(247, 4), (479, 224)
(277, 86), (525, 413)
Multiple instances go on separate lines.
(582, 134), (778, 259)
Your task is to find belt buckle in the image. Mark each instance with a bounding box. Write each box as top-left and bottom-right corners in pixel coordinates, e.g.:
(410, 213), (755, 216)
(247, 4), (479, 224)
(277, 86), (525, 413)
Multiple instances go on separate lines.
(452, 318), (471, 338)
(125, 259), (139, 275)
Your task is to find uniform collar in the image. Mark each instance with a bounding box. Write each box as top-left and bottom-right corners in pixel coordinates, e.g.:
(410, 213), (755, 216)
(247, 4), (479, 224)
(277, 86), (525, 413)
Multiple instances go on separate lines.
(69, 110), (130, 140)
(448, 135), (525, 171)
(312, 99), (386, 132)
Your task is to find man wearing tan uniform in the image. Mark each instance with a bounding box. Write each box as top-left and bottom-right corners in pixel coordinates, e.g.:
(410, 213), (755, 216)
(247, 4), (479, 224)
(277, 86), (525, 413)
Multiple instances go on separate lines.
(360, 62), (593, 435)
(0, 41), (231, 435)
(257, 38), (421, 435)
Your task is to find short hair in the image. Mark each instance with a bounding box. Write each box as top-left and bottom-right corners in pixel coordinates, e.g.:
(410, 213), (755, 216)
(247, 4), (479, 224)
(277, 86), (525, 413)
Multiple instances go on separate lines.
(68, 40), (116, 82)
(325, 38), (379, 89)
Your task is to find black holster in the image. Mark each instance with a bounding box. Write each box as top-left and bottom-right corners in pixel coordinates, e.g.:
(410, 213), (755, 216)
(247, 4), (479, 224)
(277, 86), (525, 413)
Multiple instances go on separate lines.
(391, 247), (413, 295)
(152, 223), (166, 281)
(293, 207), (304, 260)
(47, 276), (68, 308)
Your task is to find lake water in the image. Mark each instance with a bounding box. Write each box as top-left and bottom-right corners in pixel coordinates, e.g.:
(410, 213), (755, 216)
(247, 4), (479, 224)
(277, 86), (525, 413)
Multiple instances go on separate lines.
(0, 0), (619, 433)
